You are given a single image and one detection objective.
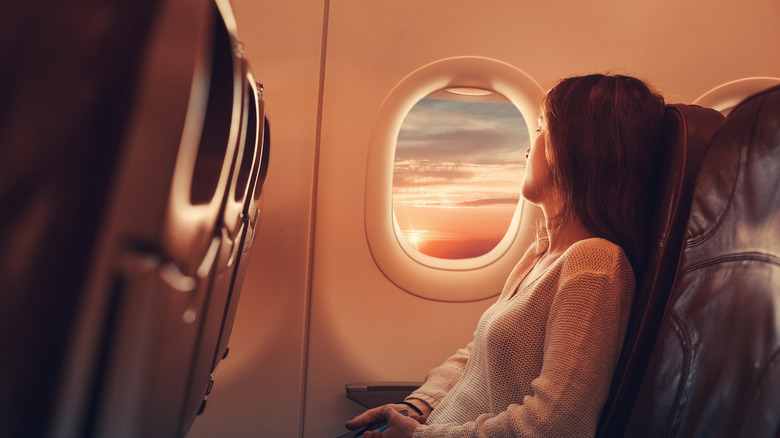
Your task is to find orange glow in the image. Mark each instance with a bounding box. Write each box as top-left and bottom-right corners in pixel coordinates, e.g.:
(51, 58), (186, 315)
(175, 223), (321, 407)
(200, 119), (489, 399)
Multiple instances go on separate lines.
(395, 203), (518, 259)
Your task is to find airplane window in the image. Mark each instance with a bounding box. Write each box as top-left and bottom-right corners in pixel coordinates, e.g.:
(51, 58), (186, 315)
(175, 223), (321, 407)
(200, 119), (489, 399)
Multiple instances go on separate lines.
(393, 92), (528, 260)
(694, 77), (780, 116)
(365, 56), (543, 302)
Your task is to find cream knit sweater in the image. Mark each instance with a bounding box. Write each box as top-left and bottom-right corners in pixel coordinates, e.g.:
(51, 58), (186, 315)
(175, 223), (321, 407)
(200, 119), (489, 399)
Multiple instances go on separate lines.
(408, 237), (634, 437)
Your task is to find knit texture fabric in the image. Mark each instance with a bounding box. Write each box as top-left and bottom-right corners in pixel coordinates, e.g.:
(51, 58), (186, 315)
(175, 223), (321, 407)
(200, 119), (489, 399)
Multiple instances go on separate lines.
(408, 237), (634, 437)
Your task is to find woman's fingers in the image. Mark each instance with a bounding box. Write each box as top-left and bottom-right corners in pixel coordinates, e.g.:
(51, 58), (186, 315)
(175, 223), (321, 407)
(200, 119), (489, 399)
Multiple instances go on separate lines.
(345, 403), (422, 437)
(377, 406), (419, 438)
(345, 407), (383, 430)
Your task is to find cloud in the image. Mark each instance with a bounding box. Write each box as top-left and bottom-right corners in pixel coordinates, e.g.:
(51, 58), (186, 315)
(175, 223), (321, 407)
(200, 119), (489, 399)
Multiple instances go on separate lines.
(392, 97), (530, 210)
(395, 98), (530, 165)
(456, 197), (521, 207)
(392, 160), (475, 187)
(393, 159), (524, 188)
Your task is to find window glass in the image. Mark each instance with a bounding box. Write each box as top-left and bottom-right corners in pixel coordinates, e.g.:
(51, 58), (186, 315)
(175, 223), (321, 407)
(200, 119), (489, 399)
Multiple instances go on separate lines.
(392, 91), (529, 259)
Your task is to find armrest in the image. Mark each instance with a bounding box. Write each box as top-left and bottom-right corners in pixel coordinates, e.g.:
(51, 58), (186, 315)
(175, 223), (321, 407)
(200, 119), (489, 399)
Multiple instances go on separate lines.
(345, 382), (423, 408)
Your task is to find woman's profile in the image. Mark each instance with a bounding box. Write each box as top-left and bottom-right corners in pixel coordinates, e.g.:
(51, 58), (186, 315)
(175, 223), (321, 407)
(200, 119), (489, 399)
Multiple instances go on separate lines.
(346, 74), (666, 438)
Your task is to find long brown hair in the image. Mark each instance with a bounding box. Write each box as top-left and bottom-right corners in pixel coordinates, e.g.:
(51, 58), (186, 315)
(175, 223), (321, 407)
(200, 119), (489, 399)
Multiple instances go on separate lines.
(541, 74), (665, 274)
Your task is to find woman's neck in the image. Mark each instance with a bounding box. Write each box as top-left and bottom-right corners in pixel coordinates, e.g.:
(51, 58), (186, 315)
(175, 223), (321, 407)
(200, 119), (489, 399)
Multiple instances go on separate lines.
(543, 214), (595, 259)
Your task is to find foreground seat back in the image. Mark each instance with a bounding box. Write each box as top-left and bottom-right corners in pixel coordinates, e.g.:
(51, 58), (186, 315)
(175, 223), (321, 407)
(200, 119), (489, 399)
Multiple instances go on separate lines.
(0, 0), (266, 437)
(213, 85), (271, 373)
(181, 65), (269, 433)
(625, 84), (780, 437)
(0, 2), (164, 436)
(596, 104), (724, 436)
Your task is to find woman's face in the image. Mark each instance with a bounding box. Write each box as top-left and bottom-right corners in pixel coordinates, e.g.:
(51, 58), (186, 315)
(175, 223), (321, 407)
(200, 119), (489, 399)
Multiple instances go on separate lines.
(521, 121), (555, 207)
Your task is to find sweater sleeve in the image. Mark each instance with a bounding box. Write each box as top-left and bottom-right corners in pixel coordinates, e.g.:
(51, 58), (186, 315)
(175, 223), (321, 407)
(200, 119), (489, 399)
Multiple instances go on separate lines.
(413, 262), (634, 438)
(406, 341), (474, 410)
(405, 242), (543, 412)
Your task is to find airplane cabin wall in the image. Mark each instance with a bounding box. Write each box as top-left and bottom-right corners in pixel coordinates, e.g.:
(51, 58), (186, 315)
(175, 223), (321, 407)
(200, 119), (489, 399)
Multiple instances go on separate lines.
(189, 0), (780, 437)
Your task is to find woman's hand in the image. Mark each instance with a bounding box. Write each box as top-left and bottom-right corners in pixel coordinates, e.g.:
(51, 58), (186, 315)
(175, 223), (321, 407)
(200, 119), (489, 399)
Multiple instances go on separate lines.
(358, 406), (420, 438)
(345, 400), (431, 437)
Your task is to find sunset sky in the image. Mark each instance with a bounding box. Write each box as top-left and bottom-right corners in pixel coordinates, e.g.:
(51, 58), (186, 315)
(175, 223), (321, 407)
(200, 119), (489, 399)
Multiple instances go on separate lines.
(392, 96), (530, 259)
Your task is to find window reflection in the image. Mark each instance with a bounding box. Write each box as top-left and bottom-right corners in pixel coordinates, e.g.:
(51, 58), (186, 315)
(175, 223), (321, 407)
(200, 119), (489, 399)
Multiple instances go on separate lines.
(392, 91), (529, 259)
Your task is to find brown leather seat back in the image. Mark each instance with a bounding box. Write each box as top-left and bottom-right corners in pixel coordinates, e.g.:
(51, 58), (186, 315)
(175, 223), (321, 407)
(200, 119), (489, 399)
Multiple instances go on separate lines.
(596, 104), (724, 437)
(625, 84), (780, 437)
(0, 2), (267, 437)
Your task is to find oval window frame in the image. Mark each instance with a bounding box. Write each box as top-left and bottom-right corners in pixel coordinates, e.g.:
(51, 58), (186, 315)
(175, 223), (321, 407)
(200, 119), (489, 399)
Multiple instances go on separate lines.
(694, 77), (780, 115)
(365, 56), (544, 302)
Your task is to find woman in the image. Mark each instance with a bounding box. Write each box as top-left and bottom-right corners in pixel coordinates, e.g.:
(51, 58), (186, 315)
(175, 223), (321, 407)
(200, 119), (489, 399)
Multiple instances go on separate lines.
(346, 74), (665, 437)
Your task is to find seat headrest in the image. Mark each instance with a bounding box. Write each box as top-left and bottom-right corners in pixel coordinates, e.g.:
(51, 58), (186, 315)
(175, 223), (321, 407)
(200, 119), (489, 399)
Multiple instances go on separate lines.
(685, 84), (780, 251)
(595, 103), (724, 437)
(652, 105), (725, 249)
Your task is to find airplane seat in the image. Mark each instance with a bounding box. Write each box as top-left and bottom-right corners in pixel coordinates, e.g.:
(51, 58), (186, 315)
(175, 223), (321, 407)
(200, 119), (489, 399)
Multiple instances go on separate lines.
(181, 64), (268, 433)
(1, 0), (264, 437)
(213, 92), (272, 372)
(84, 2), (248, 436)
(623, 84), (780, 437)
(596, 104), (725, 436)
(210, 70), (268, 376)
(0, 2), (164, 437)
